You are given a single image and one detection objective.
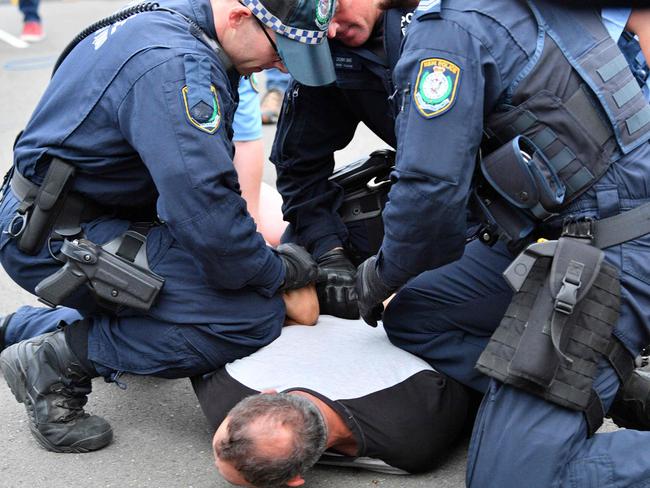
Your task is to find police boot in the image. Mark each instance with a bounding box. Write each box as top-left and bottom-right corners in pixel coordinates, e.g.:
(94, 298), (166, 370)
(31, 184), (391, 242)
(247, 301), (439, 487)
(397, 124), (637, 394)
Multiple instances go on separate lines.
(608, 362), (650, 430)
(0, 330), (113, 452)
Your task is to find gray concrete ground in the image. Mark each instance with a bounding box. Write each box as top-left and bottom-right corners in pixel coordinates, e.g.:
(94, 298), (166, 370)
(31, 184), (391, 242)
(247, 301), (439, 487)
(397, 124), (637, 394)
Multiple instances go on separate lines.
(0, 2), (469, 487)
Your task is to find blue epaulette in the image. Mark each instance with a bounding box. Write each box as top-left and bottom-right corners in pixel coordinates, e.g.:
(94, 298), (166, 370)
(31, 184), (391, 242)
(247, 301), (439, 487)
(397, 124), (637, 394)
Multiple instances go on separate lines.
(415, 0), (442, 21)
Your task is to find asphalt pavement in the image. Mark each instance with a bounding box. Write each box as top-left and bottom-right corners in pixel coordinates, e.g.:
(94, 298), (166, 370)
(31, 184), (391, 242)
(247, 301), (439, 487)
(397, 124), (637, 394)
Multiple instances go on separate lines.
(0, 1), (468, 487)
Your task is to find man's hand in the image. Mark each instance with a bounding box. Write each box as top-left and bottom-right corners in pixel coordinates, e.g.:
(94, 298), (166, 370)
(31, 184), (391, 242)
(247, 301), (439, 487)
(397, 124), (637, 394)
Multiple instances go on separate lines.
(276, 243), (318, 291)
(283, 284), (319, 326)
(356, 256), (395, 327)
(316, 248), (359, 319)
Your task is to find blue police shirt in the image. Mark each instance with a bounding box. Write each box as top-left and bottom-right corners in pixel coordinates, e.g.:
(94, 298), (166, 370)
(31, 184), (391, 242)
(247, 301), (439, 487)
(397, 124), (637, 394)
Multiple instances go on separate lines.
(378, 0), (650, 288)
(270, 9), (412, 258)
(233, 76), (263, 142)
(12, 0), (284, 296)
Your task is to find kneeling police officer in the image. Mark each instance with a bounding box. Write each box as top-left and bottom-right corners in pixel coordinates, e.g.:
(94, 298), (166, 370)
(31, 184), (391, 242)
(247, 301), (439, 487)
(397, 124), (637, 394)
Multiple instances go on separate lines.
(270, 0), (414, 319)
(356, 0), (650, 485)
(0, 0), (336, 454)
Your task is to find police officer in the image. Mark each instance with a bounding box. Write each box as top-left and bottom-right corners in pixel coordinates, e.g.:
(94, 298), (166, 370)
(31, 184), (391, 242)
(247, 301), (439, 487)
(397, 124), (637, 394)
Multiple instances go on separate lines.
(355, 0), (650, 486)
(0, 0), (336, 454)
(270, 0), (413, 318)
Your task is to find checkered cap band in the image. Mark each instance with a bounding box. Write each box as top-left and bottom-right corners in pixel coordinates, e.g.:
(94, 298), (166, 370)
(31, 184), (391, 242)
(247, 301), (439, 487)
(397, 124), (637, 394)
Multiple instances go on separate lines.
(242, 0), (327, 45)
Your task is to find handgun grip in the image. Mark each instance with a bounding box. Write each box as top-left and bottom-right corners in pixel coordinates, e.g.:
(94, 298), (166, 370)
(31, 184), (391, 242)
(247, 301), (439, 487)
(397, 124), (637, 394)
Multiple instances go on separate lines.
(35, 263), (87, 308)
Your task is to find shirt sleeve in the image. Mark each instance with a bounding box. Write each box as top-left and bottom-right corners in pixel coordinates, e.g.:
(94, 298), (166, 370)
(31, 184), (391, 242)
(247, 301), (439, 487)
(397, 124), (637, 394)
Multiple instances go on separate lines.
(601, 8), (632, 41)
(232, 77), (263, 142)
(270, 80), (361, 258)
(378, 18), (501, 288)
(117, 55), (284, 296)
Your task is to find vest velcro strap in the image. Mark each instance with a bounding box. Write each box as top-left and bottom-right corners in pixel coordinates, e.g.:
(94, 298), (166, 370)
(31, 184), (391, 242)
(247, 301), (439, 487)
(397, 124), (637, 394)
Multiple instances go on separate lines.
(565, 167), (595, 194)
(531, 127), (557, 149)
(626, 105), (650, 135)
(613, 79), (641, 108)
(597, 54), (629, 83)
(549, 147), (575, 173)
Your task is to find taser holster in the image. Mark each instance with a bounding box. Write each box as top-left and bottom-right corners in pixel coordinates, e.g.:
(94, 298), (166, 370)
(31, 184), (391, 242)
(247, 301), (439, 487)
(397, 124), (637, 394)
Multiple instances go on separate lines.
(476, 237), (626, 436)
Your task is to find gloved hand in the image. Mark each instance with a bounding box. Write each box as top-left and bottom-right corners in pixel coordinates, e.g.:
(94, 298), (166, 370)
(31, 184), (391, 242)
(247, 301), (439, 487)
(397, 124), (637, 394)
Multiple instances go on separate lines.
(356, 255), (395, 327)
(316, 248), (359, 319)
(276, 243), (318, 291)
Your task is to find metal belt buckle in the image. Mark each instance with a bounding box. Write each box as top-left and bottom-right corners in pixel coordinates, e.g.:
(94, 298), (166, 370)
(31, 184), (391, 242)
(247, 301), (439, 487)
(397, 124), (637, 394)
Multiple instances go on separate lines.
(561, 216), (595, 241)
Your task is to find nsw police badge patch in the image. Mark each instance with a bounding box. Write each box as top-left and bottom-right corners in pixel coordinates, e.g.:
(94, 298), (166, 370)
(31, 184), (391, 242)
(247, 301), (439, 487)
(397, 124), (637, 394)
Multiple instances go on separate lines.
(182, 85), (221, 134)
(413, 58), (460, 119)
(315, 0), (334, 30)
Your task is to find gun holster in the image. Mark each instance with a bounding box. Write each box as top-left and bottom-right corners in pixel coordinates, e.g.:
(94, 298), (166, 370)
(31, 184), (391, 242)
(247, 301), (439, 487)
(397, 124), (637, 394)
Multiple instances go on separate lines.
(330, 149), (395, 256)
(35, 226), (164, 312)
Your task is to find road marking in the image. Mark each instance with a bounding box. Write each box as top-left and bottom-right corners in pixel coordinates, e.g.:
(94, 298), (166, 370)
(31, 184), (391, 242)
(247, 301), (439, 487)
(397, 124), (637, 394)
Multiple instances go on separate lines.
(4, 55), (57, 71)
(0, 28), (29, 49)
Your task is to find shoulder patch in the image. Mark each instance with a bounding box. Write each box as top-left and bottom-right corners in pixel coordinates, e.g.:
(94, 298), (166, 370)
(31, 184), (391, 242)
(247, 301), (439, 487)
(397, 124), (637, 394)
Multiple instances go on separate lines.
(415, 0), (441, 21)
(182, 84), (221, 133)
(413, 58), (460, 119)
(183, 54), (221, 133)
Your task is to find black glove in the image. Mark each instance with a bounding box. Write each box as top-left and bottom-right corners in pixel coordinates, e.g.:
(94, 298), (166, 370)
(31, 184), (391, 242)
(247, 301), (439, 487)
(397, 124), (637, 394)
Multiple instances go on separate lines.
(356, 256), (395, 327)
(276, 243), (318, 291)
(316, 248), (359, 319)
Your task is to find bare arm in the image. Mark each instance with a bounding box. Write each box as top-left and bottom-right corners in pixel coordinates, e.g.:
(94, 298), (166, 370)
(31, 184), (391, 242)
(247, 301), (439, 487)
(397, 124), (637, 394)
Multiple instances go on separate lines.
(626, 9), (650, 63)
(283, 284), (319, 326)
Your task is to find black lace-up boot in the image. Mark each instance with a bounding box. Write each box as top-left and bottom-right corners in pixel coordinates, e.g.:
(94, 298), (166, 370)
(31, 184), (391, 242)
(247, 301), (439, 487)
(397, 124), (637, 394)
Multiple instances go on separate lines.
(0, 329), (113, 452)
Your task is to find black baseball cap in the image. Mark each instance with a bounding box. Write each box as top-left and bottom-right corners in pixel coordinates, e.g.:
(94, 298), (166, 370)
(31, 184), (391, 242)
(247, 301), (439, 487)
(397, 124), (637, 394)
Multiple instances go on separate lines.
(241, 0), (337, 86)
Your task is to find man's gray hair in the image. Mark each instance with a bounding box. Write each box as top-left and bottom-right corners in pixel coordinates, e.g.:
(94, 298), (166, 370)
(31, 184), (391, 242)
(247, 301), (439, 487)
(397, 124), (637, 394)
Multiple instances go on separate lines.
(216, 393), (328, 488)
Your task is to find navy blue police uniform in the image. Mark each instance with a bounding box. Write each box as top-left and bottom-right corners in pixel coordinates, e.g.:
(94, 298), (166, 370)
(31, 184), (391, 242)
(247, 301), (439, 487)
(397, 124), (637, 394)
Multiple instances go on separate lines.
(0, 0), (288, 379)
(375, 1), (650, 486)
(271, 8), (411, 260)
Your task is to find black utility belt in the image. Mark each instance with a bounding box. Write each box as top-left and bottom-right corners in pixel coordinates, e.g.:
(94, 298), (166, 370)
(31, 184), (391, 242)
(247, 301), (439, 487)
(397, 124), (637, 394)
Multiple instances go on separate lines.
(7, 160), (164, 312)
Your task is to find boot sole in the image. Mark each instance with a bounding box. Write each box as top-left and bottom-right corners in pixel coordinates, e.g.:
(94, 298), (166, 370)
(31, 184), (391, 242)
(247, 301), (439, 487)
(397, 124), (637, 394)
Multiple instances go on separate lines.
(1, 342), (113, 453)
(29, 422), (114, 453)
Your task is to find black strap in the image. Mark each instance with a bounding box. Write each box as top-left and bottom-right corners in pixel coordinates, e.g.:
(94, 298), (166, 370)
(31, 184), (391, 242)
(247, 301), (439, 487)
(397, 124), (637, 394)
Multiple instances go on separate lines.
(607, 337), (636, 385)
(584, 389), (605, 437)
(115, 223), (153, 263)
(592, 202), (650, 249)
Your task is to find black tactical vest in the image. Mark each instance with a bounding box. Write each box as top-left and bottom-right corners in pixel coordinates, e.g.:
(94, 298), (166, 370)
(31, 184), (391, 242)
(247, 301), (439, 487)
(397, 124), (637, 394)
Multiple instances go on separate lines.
(484, 0), (650, 208)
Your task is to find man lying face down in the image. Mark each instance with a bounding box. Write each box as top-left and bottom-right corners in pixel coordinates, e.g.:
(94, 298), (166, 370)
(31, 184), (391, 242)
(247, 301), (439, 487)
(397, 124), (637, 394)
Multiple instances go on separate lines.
(192, 311), (473, 487)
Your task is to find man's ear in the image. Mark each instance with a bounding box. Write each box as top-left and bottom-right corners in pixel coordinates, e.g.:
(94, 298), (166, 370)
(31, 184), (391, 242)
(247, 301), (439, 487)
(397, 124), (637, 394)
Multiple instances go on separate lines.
(228, 4), (252, 27)
(286, 474), (305, 487)
(261, 389), (278, 395)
